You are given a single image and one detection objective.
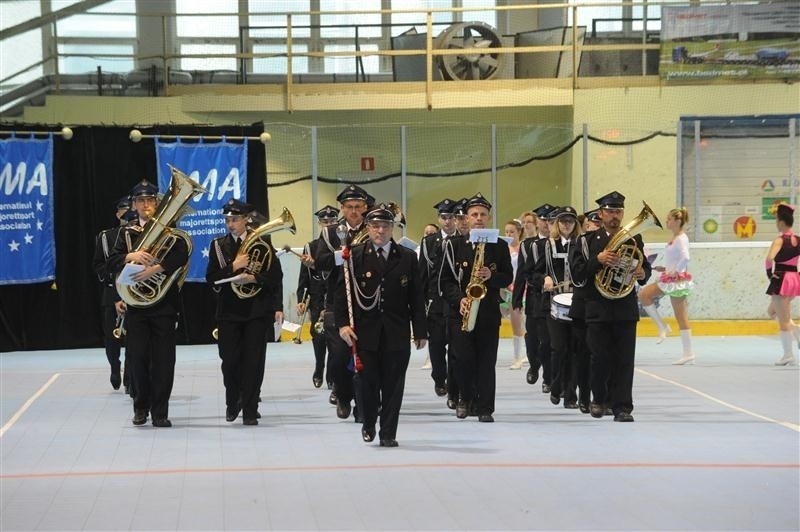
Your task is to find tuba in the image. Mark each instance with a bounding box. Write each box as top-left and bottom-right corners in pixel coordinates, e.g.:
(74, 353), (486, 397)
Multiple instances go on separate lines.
(117, 165), (208, 308)
(595, 201), (662, 299)
(461, 241), (487, 332)
(231, 207), (296, 299)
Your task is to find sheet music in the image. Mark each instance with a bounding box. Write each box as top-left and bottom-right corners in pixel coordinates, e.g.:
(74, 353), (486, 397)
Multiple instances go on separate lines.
(117, 263), (145, 286)
(468, 228), (500, 244)
(281, 321), (301, 333)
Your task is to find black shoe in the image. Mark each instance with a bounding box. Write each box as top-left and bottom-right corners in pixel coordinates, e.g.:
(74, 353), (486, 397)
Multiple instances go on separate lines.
(578, 402), (590, 414)
(152, 418), (172, 428)
(542, 383), (551, 394)
(124, 385), (130, 396)
(550, 394), (560, 405)
(589, 402), (604, 418)
(225, 406), (240, 422)
(605, 407), (614, 416)
(478, 414), (494, 423)
(336, 400), (351, 419)
(327, 382), (333, 390)
(468, 403), (478, 417)
(446, 398), (456, 410)
(328, 391), (338, 405)
(313, 376), (323, 389)
(379, 438), (398, 447)
(243, 418), (258, 425)
(526, 368), (538, 385)
(353, 406), (364, 424)
(110, 370), (121, 390)
(456, 400), (468, 419)
(256, 411), (261, 419)
(434, 382), (447, 397)
(564, 401), (578, 409)
(132, 410), (148, 425)
(613, 412), (635, 422)
(362, 426), (376, 442)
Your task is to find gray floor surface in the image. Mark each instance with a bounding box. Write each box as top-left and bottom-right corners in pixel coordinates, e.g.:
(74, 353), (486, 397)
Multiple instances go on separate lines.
(1, 335), (798, 531)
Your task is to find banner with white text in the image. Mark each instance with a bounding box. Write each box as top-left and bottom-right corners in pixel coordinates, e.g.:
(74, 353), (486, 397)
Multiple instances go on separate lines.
(155, 139), (247, 282)
(0, 135), (55, 284)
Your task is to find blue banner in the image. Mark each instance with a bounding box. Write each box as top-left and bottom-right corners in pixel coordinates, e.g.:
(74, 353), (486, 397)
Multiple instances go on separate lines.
(155, 139), (247, 282)
(0, 135), (55, 284)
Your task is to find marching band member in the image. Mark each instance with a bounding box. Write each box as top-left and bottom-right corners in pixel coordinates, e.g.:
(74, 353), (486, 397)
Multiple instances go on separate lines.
(92, 196), (135, 392)
(336, 203), (427, 446)
(418, 198), (458, 398)
(568, 209), (601, 413)
(312, 184), (370, 420)
(502, 219), (525, 369)
(513, 204), (555, 390)
(533, 206), (580, 409)
(639, 207), (696, 365)
(206, 199), (283, 425)
(764, 203), (800, 366)
(570, 191), (652, 422)
(107, 180), (189, 428)
(296, 205), (339, 389)
(440, 193), (513, 422)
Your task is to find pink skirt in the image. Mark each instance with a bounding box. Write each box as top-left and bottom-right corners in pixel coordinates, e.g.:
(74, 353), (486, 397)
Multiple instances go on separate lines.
(779, 272), (800, 297)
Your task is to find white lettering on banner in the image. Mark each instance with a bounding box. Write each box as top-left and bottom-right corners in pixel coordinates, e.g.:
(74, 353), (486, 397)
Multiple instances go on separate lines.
(189, 168), (241, 202)
(0, 162), (48, 196)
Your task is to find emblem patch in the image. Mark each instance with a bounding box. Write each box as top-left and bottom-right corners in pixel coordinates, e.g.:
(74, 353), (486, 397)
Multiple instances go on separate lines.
(400, 275), (408, 287)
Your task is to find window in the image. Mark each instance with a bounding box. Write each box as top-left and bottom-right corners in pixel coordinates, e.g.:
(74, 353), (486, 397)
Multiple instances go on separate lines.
(391, 0), (454, 31)
(180, 44), (237, 71)
(568, 0), (622, 33)
(176, 0), (239, 38)
(320, 0), (382, 39)
(324, 44), (379, 74)
(59, 43), (134, 73)
(252, 44), (309, 74)
(462, 0), (496, 28)
(57, 0), (136, 38)
(249, 0), (311, 38)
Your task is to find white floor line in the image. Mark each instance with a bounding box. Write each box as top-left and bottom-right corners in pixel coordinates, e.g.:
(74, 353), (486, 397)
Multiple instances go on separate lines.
(0, 373), (60, 438)
(636, 368), (799, 433)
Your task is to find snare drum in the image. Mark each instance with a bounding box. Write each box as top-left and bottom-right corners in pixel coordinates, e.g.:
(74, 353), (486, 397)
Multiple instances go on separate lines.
(550, 292), (573, 322)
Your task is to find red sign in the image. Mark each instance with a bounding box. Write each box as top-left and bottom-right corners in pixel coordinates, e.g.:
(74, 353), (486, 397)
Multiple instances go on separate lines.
(733, 216), (756, 239)
(361, 157), (375, 172)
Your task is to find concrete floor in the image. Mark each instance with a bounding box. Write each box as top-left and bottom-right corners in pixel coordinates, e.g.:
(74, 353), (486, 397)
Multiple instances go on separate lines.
(1, 334), (798, 531)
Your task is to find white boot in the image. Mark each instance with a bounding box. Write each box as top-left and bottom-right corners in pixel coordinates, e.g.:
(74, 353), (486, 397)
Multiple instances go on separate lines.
(775, 331), (797, 366)
(643, 304), (671, 344)
(792, 323), (800, 348)
(673, 329), (695, 365)
(420, 354), (432, 370)
(509, 336), (525, 369)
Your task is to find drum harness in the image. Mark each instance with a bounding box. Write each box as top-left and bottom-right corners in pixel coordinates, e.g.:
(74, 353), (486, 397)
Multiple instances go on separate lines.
(545, 237), (574, 295)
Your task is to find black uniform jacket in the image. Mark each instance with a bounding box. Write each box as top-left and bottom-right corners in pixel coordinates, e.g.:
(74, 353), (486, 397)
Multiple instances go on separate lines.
(530, 236), (577, 313)
(107, 220), (189, 315)
(512, 236), (545, 316)
(296, 239), (326, 311)
(205, 232), (283, 321)
(567, 233), (592, 320)
(439, 238), (513, 326)
(313, 221), (365, 309)
(418, 231), (460, 315)
(569, 229), (652, 323)
(334, 240), (427, 352)
(93, 225), (125, 306)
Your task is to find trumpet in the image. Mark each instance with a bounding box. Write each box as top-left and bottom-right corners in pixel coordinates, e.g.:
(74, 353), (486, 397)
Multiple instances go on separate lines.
(112, 314), (126, 339)
(281, 244), (306, 260)
(293, 292), (311, 344)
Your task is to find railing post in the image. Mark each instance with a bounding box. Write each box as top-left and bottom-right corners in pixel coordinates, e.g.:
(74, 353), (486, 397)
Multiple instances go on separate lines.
(52, 21), (60, 94)
(311, 126), (318, 228)
(287, 14), (294, 113)
(426, 11), (433, 111)
(491, 124), (498, 229)
(572, 5), (578, 88)
(401, 125), (407, 237)
(162, 15), (169, 96)
(582, 123), (589, 212)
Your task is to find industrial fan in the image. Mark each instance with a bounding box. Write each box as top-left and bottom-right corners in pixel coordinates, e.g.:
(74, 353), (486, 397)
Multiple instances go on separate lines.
(435, 22), (504, 81)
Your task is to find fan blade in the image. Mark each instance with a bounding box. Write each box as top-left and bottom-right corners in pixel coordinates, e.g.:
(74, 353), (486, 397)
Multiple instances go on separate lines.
(477, 56), (498, 70)
(473, 39), (493, 49)
(471, 63), (480, 79)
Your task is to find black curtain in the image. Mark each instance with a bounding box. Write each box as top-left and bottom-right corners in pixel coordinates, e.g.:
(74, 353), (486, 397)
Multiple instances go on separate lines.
(0, 124), (267, 352)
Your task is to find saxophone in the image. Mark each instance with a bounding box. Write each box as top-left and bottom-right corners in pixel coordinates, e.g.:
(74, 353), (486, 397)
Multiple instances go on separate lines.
(117, 165), (207, 308)
(461, 242), (487, 332)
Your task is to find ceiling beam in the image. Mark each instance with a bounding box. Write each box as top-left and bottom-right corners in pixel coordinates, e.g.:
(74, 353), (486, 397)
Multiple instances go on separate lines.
(0, 0), (111, 41)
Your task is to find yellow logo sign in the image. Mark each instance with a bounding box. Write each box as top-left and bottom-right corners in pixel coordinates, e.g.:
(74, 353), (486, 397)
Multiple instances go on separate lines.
(733, 216), (756, 239)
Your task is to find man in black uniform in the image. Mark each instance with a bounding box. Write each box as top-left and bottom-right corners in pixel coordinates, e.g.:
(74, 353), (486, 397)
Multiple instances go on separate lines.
(312, 184), (370, 420)
(513, 203), (555, 389)
(107, 180), (189, 428)
(440, 193), (513, 422)
(296, 205), (339, 389)
(92, 196), (136, 392)
(418, 198), (458, 399)
(337, 203), (427, 447)
(206, 199), (283, 425)
(570, 191), (651, 422)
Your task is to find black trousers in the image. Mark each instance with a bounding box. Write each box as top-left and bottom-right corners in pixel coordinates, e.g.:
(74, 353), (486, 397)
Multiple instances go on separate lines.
(359, 343), (411, 440)
(571, 318), (592, 406)
(547, 316), (577, 403)
(426, 309), (448, 386)
(218, 318), (268, 419)
(449, 317), (499, 415)
(125, 310), (176, 420)
(324, 311), (354, 404)
(101, 304), (122, 370)
(309, 306), (330, 385)
(533, 316), (552, 385)
(586, 320), (637, 415)
(524, 314), (540, 369)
